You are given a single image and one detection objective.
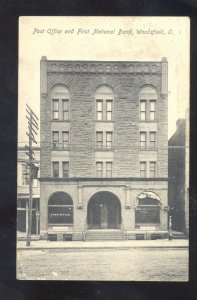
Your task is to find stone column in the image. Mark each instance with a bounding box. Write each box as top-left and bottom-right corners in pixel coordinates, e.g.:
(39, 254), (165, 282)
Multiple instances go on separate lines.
(161, 57), (168, 95)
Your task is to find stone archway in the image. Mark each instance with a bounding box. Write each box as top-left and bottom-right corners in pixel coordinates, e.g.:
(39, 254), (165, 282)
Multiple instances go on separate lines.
(87, 191), (121, 229)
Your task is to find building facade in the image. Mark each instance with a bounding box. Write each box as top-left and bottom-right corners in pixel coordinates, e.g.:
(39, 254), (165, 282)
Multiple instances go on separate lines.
(17, 147), (40, 236)
(40, 57), (168, 241)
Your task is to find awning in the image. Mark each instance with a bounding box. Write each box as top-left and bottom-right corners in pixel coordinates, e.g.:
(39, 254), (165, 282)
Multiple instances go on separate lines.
(137, 192), (161, 201)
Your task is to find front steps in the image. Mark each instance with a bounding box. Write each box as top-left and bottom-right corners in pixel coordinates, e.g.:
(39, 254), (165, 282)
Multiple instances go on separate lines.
(85, 229), (124, 241)
(172, 231), (187, 239)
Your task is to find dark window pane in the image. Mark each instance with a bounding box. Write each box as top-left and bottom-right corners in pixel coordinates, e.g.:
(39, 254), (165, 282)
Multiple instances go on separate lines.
(48, 206), (73, 224)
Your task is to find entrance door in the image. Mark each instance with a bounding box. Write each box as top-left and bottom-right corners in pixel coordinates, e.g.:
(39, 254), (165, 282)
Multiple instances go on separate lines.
(87, 192), (121, 229)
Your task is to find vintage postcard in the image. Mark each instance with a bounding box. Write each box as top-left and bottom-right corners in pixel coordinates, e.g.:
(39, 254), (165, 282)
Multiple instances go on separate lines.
(17, 16), (189, 281)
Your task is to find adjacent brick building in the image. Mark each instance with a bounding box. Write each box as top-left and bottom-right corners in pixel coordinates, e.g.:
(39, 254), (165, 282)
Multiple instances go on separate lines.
(40, 57), (168, 241)
(168, 115), (189, 236)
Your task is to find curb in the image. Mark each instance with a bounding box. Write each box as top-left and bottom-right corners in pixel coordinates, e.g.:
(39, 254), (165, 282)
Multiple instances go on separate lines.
(17, 245), (188, 251)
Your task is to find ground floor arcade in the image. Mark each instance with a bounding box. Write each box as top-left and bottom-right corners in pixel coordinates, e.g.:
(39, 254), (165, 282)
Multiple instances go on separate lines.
(39, 179), (168, 241)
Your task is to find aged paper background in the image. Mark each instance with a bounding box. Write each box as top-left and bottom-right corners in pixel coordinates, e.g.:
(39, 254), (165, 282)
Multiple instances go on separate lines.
(18, 16), (189, 145)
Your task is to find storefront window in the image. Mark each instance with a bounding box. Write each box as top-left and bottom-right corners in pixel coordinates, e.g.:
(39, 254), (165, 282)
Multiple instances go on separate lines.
(135, 192), (161, 224)
(48, 192), (73, 225)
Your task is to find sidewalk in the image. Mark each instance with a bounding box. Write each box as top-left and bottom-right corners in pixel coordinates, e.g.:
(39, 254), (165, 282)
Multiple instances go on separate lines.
(17, 239), (188, 250)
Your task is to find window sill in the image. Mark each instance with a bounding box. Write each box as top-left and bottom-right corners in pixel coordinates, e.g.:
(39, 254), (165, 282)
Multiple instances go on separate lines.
(51, 120), (71, 122)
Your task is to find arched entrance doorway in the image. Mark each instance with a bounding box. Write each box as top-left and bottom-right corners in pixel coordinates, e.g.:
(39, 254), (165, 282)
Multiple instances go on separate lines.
(87, 191), (121, 229)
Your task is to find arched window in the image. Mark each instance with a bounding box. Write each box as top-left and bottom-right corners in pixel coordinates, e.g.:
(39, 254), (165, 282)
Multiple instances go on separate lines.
(48, 192), (73, 225)
(51, 85), (70, 121)
(95, 85), (114, 121)
(135, 192), (161, 225)
(139, 85), (157, 121)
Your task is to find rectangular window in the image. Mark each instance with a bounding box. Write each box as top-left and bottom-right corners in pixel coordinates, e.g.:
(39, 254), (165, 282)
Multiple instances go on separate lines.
(106, 132), (113, 149)
(52, 162), (59, 178)
(96, 132), (103, 149)
(106, 162), (112, 178)
(52, 99), (59, 120)
(96, 162), (103, 177)
(106, 100), (113, 121)
(62, 131), (69, 149)
(52, 131), (59, 149)
(62, 162), (69, 178)
(140, 162), (146, 178)
(22, 164), (28, 185)
(140, 132), (146, 149)
(150, 162), (156, 177)
(140, 100), (146, 121)
(150, 100), (156, 121)
(150, 132), (156, 149)
(62, 99), (69, 120)
(96, 100), (103, 121)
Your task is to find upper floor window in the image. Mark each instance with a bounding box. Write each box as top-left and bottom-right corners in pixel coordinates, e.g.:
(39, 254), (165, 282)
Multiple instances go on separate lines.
(51, 85), (70, 121)
(150, 100), (156, 121)
(106, 162), (112, 178)
(149, 162), (156, 177)
(140, 101), (146, 121)
(106, 100), (112, 121)
(62, 161), (69, 178)
(62, 131), (69, 149)
(52, 131), (59, 149)
(96, 100), (103, 121)
(95, 85), (114, 121)
(149, 132), (156, 149)
(106, 132), (113, 149)
(139, 86), (157, 121)
(140, 132), (146, 149)
(96, 131), (103, 149)
(62, 99), (69, 120)
(52, 162), (59, 178)
(22, 163), (28, 185)
(96, 161), (113, 177)
(140, 162), (147, 178)
(96, 131), (113, 150)
(96, 162), (103, 177)
(52, 100), (59, 120)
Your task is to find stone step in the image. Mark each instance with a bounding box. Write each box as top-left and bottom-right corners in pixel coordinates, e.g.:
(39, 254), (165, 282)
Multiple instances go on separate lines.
(85, 230), (124, 241)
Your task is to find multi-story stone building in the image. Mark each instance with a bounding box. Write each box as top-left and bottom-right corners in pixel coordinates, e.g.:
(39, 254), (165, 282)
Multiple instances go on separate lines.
(40, 57), (168, 241)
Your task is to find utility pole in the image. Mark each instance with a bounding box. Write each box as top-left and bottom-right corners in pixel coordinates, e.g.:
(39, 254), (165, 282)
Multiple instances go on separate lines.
(26, 104), (39, 246)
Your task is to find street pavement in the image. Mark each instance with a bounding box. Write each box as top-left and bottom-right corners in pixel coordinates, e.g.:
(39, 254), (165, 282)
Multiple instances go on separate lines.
(17, 239), (188, 250)
(17, 245), (188, 281)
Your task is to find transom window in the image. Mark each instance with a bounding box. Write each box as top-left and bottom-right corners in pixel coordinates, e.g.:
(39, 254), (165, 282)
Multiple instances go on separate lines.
(95, 85), (114, 121)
